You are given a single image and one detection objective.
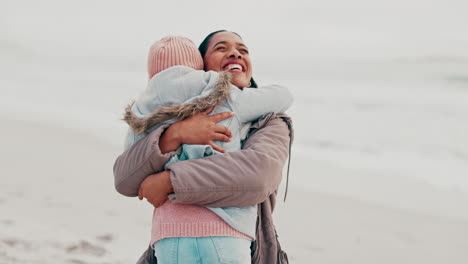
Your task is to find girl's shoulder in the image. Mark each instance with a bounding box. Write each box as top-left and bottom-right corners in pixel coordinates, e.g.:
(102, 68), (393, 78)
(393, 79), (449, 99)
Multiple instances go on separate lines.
(149, 66), (221, 86)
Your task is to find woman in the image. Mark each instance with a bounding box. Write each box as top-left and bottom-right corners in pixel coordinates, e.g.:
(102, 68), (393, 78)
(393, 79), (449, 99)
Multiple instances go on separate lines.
(113, 30), (293, 264)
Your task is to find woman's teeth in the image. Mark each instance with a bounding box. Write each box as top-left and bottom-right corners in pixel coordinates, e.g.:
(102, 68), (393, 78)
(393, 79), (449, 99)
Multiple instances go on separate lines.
(224, 64), (243, 71)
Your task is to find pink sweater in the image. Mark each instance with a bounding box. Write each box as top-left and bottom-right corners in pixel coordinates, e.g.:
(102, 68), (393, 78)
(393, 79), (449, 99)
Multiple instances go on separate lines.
(151, 201), (252, 247)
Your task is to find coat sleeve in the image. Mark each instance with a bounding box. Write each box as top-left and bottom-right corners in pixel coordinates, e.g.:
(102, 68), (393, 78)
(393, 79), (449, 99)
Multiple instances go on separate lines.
(167, 115), (292, 207)
(113, 123), (181, 197)
(232, 85), (294, 123)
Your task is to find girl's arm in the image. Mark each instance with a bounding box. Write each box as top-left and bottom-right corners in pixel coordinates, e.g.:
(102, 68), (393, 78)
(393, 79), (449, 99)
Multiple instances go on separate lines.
(232, 84), (294, 123)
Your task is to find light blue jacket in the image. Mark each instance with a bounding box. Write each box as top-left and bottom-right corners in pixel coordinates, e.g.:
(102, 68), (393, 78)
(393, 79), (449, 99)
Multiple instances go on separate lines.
(124, 65), (293, 239)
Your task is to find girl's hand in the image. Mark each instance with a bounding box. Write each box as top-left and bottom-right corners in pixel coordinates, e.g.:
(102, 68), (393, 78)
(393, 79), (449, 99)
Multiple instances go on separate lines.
(138, 171), (173, 208)
(159, 108), (234, 153)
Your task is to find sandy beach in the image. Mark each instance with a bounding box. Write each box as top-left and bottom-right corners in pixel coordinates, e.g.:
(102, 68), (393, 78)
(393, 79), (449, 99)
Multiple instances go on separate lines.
(1, 118), (467, 264)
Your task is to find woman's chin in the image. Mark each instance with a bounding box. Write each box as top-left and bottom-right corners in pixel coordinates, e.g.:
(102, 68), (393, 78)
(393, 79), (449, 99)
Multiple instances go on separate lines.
(231, 76), (249, 89)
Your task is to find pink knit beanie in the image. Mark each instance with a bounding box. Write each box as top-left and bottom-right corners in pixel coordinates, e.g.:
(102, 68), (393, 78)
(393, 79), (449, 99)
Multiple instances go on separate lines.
(147, 36), (204, 79)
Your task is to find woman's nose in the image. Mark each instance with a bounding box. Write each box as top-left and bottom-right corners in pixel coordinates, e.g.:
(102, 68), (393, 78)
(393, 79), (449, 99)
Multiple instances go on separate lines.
(228, 49), (242, 59)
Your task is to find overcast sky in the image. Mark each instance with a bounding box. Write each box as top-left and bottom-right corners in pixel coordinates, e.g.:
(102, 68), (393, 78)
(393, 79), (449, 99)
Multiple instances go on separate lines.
(2, 0), (468, 74)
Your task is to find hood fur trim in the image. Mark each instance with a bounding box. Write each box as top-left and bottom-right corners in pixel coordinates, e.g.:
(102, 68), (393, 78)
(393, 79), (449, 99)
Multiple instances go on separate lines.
(124, 71), (232, 134)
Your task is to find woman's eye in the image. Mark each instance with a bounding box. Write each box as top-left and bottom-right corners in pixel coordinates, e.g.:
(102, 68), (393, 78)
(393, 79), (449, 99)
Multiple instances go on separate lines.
(216, 46), (225, 51)
(240, 49), (249, 54)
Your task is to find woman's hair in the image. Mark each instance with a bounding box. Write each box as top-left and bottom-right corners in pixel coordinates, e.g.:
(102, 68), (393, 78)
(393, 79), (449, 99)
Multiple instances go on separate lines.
(199, 30), (258, 88)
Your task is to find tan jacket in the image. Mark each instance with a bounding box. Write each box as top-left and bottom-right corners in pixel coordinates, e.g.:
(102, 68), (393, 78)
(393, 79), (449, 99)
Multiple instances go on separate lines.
(113, 112), (293, 264)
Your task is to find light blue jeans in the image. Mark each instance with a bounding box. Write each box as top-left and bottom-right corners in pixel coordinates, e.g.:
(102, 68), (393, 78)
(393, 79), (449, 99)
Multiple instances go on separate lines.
(154, 236), (251, 264)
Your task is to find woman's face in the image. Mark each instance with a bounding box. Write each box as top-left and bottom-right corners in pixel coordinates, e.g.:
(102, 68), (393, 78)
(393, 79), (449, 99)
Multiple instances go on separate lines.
(203, 32), (252, 88)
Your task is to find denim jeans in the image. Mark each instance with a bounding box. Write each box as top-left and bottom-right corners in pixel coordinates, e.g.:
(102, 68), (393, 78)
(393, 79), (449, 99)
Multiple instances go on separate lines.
(154, 236), (251, 264)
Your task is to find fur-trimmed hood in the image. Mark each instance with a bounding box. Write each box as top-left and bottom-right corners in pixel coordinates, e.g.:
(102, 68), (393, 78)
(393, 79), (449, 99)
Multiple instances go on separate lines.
(124, 71), (232, 134)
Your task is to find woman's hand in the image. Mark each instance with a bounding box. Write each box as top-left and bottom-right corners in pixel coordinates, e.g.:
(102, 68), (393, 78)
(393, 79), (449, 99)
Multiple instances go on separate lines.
(159, 108), (234, 153)
(138, 171), (173, 208)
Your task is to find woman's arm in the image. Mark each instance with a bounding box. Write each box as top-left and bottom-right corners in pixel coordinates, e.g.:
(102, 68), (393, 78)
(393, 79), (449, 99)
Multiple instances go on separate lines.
(165, 113), (292, 207)
(117, 112), (293, 207)
(113, 123), (177, 197)
(113, 110), (234, 196)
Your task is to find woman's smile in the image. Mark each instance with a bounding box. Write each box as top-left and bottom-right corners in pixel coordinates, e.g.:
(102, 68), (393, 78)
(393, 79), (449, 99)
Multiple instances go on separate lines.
(222, 61), (246, 73)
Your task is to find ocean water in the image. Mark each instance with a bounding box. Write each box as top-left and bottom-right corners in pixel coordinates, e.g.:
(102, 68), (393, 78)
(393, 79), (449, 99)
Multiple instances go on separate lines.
(2, 0), (468, 218)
